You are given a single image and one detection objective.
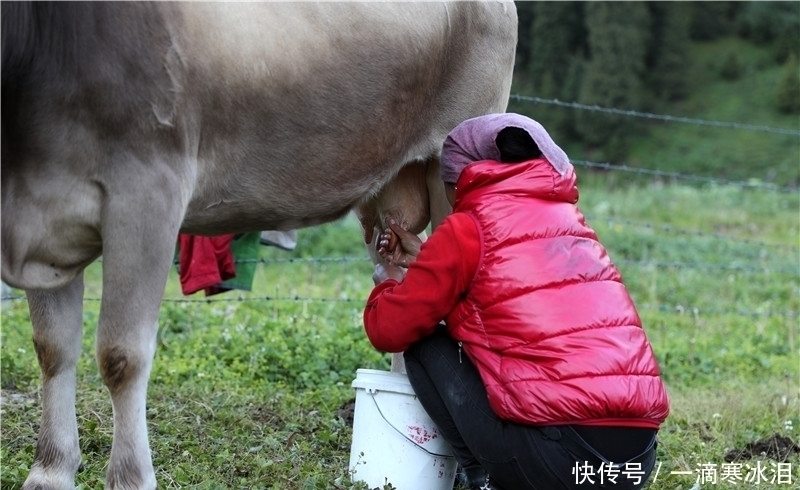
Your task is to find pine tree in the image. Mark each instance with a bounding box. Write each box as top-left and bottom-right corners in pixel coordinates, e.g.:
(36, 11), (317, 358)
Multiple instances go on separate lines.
(777, 53), (800, 114)
(689, 1), (740, 41)
(514, 2), (535, 73)
(646, 2), (691, 102)
(526, 2), (585, 136)
(719, 53), (742, 81)
(528, 2), (584, 91)
(576, 2), (651, 162)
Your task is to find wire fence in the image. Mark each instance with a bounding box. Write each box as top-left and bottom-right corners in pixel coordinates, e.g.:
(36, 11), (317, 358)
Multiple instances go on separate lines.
(20, 294), (786, 320)
(508, 94), (800, 137)
(2, 95), (798, 319)
(572, 159), (797, 193)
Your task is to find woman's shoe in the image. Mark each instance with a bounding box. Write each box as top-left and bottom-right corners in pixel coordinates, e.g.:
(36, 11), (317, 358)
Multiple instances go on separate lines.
(470, 473), (502, 490)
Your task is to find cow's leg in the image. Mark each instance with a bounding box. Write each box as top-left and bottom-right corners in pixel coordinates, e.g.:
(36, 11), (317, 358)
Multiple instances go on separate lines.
(424, 155), (452, 231)
(97, 231), (173, 490)
(23, 275), (85, 490)
(96, 182), (185, 490)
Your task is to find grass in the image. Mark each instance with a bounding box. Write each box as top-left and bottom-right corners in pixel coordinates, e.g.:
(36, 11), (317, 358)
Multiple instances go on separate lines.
(2, 177), (798, 489)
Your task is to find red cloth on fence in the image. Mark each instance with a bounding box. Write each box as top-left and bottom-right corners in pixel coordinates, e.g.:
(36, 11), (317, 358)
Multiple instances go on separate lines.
(177, 234), (236, 296)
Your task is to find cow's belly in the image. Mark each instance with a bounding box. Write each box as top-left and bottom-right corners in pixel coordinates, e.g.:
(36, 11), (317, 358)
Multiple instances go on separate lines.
(173, 1), (450, 235)
(180, 161), (381, 235)
(1, 173), (103, 290)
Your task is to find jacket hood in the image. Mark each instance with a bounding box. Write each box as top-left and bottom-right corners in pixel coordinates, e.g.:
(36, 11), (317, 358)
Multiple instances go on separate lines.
(455, 158), (579, 210)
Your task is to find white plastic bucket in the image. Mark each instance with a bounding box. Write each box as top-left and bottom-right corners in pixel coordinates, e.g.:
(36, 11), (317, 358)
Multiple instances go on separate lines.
(348, 368), (457, 490)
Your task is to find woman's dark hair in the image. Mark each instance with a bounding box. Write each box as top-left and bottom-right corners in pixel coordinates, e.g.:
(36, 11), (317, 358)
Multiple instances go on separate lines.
(495, 127), (542, 163)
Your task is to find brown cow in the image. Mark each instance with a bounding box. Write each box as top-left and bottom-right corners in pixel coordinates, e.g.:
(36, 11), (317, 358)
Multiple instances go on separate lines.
(1, 2), (517, 489)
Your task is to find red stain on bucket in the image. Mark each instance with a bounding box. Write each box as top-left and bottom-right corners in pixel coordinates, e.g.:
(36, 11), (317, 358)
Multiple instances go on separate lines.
(406, 425), (439, 444)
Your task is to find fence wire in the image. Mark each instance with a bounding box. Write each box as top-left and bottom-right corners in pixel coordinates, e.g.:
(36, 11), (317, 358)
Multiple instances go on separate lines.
(1, 294), (796, 319)
(572, 160), (798, 193)
(509, 94), (800, 137)
(2, 94), (798, 320)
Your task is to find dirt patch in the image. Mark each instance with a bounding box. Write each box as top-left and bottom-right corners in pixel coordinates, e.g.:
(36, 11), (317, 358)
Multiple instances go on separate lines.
(337, 398), (355, 427)
(724, 433), (800, 462)
(691, 421), (715, 442)
(248, 404), (283, 427)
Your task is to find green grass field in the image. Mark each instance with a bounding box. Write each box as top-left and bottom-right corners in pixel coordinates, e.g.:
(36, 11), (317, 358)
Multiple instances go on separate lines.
(2, 177), (798, 489)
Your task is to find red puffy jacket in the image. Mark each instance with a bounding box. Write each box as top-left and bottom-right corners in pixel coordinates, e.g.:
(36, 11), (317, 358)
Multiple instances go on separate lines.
(364, 158), (669, 428)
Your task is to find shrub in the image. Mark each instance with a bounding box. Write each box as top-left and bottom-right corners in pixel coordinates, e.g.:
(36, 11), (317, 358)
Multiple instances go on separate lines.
(719, 52), (742, 80)
(776, 53), (800, 114)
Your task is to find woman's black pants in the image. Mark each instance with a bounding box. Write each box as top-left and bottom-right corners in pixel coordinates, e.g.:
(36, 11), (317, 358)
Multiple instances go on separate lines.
(403, 327), (658, 490)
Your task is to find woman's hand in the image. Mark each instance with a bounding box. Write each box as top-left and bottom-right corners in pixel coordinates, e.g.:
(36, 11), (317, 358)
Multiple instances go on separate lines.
(377, 219), (423, 268)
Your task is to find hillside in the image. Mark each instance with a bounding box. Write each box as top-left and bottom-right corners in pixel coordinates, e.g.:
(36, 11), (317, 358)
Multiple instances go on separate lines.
(509, 37), (799, 188)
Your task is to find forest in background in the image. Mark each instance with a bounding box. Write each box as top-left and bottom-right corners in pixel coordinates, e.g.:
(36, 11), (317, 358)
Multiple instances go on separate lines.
(508, 1), (800, 187)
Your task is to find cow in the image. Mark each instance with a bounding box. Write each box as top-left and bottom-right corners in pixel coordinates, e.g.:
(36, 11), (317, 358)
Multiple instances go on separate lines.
(1, 2), (517, 489)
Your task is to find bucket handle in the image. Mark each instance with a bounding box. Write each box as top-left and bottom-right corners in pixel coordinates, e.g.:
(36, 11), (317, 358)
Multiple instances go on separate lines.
(368, 391), (455, 458)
